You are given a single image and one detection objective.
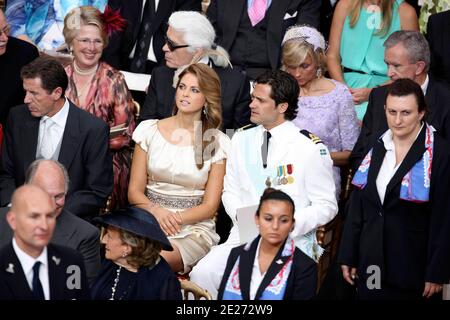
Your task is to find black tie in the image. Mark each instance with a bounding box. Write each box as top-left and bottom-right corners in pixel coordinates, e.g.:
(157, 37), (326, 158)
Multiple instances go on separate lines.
(261, 131), (271, 168)
(130, 0), (156, 73)
(32, 261), (45, 300)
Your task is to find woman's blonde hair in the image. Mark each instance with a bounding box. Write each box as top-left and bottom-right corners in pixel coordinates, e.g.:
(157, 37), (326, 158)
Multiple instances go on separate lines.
(349, 0), (394, 37)
(119, 228), (162, 269)
(63, 6), (108, 49)
(173, 64), (222, 169)
(281, 40), (327, 75)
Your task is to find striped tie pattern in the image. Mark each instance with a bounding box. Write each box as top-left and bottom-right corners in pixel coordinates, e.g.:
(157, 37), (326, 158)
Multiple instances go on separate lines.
(248, 0), (268, 26)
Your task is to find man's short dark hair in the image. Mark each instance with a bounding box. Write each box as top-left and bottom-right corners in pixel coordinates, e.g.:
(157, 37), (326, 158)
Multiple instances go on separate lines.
(387, 78), (428, 114)
(21, 56), (68, 96)
(254, 70), (299, 121)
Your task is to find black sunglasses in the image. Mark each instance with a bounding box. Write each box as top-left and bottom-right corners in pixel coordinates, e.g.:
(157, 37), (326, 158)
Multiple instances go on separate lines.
(164, 35), (189, 51)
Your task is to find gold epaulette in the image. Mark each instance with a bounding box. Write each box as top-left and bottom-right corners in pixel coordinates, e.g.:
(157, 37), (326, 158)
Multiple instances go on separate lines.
(300, 129), (323, 145)
(237, 123), (257, 132)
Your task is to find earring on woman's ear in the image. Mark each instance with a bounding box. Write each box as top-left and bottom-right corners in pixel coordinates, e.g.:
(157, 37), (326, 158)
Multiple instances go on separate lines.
(316, 68), (322, 78)
(122, 251), (128, 258)
(203, 105), (208, 116)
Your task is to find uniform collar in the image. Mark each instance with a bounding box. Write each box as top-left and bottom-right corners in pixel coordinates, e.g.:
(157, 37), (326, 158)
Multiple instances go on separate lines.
(261, 120), (293, 140)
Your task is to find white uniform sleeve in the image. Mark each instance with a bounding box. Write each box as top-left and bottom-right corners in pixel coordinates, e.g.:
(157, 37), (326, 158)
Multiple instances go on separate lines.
(222, 133), (242, 224)
(292, 143), (338, 237)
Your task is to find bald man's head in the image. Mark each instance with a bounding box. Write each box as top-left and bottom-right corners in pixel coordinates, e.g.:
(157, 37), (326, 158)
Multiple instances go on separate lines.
(26, 160), (68, 217)
(7, 185), (57, 258)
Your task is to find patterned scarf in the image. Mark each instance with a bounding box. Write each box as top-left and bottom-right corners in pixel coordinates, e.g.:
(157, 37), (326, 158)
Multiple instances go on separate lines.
(352, 123), (434, 202)
(222, 236), (295, 300)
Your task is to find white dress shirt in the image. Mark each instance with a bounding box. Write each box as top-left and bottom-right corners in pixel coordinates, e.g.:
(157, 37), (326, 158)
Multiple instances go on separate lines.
(250, 238), (265, 300)
(12, 238), (50, 300)
(36, 99), (69, 159)
(376, 124), (424, 204)
(421, 74), (429, 95)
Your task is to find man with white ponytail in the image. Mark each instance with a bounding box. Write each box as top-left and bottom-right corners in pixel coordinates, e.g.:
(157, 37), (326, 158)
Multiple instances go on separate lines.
(140, 11), (251, 131)
(103, 0), (202, 73)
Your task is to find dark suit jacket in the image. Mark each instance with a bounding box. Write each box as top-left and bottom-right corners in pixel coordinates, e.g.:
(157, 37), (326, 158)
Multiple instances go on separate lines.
(350, 78), (450, 171)
(140, 64), (251, 130)
(0, 37), (39, 125)
(0, 207), (100, 286)
(0, 101), (113, 218)
(427, 10), (450, 85)
(218, 236), (317, 300)
(102, 0), (202, 70)
(207, 0), (320, 71)
(339, 125), (450, 298)
(0, 242), (90, 300)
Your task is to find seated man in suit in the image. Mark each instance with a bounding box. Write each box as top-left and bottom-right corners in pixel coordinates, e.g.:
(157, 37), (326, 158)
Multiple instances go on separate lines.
(0, 8), (39, 126)
(0, 56), (113, 220)
(207, 0), (320, 80)
(0, 185), (90, 300)
(0, 159), (101, 285)
(140, 10), (251, 132)
(350, 30), (450, 170)
(427, 10), (450, 85)
(103, 0), (202, 73)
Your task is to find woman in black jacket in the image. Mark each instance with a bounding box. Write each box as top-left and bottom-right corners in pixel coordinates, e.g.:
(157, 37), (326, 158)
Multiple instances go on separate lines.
(339, 78), (450, 299)
(91, 207), (182, 300)
(218, 188), (317, 300)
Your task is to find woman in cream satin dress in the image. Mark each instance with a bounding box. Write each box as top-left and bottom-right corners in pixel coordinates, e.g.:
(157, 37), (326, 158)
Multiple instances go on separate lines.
(128, 63), (230, 274)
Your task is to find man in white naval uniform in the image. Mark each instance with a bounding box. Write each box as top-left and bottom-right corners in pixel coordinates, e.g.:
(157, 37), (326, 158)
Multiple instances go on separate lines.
(190, 70), (338, 299)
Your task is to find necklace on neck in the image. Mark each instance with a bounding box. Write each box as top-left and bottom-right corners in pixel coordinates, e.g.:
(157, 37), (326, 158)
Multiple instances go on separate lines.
(73, 60), (98, 76)
(74, 76), (92, 99)
(110, 266), (122, 300)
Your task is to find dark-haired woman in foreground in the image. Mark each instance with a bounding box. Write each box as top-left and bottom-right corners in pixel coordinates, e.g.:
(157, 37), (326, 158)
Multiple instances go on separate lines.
(218, 188), (317, 300)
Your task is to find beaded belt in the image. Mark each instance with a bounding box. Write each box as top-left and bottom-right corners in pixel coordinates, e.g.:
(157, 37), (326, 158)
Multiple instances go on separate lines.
(145, 189), (203, 209)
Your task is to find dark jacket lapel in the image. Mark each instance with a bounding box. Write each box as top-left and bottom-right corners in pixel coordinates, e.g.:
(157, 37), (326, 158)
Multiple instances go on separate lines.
(131, 0), (145, 41)
(425, 78), (438, 125)
(47, 244), (64, 300)
(222, 0), (246, 50)
(58, 102), (82, 171)
(1, 243), (34, 299)
(365, 138), (387, 208)
(22, 116), (40, 175)
(150, 0), (173, 35)
(238, 237), (259, 300)
(254, 239), (291, 300)
(385, 125), (426, 197)
(267, 0), (290, 69)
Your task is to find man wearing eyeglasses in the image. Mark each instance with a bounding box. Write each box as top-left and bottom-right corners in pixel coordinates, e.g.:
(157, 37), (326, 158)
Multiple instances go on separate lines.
(350, 30), (450, 171)
(0, 9), (39, 126)
(103, 0), (202, 74)
(140, 10), (251, 132)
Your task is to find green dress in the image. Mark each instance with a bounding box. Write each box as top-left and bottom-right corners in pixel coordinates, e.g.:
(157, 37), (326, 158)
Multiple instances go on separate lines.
(340, 0), (402, 120)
